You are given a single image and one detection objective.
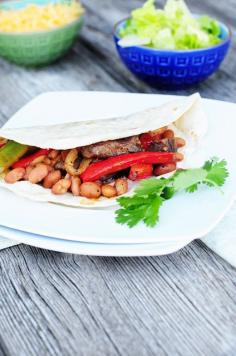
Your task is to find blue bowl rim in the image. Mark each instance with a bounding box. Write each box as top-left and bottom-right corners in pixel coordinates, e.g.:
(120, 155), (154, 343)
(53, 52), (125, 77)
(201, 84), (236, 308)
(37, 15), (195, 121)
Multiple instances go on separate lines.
(114, 17), (232, 53)
(0, 0), (84, 36)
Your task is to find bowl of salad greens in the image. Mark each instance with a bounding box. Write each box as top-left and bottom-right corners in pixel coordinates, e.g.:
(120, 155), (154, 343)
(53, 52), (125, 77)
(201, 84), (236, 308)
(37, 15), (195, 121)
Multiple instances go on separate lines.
(114, 0), (231, 89)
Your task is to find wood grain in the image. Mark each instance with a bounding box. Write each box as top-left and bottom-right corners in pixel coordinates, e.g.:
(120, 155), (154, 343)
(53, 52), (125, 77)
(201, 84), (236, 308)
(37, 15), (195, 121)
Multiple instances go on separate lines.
(0, 243), (236, 356)
(0, 1), (236, 355)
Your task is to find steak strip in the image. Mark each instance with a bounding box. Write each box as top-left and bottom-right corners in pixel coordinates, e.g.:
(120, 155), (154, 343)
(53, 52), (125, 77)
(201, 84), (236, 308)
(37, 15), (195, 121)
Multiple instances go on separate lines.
(81, 136), (142, 159)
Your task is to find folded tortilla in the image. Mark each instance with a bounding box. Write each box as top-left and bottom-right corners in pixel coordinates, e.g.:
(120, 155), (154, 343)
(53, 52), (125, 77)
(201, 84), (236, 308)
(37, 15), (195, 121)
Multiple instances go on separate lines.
(0, 93), (208, 208)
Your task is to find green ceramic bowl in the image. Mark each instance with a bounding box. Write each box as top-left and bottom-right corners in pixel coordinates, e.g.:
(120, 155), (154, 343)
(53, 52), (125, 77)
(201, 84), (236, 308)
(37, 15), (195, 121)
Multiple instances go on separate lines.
(0, 0), (83, 67)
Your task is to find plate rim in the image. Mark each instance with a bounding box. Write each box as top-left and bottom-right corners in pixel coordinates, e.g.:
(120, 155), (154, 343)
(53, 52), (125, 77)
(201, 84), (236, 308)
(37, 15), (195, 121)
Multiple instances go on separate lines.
(0, 224), (191, 256)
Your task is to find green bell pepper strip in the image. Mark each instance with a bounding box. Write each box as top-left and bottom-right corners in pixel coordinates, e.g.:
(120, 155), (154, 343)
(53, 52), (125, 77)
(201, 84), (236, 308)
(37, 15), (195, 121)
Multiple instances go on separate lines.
(0, 141), (28, 173)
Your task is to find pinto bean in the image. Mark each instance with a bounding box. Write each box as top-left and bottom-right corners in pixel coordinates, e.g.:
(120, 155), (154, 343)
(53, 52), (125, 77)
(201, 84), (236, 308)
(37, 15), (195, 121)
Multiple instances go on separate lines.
(50, 158), (59, 168)
(150, 127), (167, 136)
(31, 155), (46, 165)
(101, 184), (117, 198)
(115, 178), (128, 196)
(162, 129), (174, 139)
(71, 177), (81, 196)
(28, 164), (49, 184)
(173, 152), (184, 162)
(174, 138), (186, 148)
(43, 157), (52, 165)
(65, 173), (71, 180)
(52, 178), (71, 195)
(23, 165), (34, 180)
(154, 163), (177, 176)
(48, 150), (59, 159)
(43, 170), (61, 189)
(80, 182), (101, 199)
(4, 168), (25, 184)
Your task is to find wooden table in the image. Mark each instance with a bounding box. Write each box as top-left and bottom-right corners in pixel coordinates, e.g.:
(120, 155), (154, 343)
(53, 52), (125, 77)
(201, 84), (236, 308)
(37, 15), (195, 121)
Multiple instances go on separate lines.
(0, 1), (236, 355)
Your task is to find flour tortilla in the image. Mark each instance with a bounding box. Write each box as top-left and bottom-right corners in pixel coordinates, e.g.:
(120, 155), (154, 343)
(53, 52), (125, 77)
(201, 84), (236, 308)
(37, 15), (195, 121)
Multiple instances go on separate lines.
(0, 93), (208, 208)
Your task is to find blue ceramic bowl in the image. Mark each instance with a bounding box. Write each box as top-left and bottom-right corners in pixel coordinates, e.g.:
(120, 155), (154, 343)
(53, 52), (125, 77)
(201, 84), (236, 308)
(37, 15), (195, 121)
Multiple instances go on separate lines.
(114, 19), (231, 89)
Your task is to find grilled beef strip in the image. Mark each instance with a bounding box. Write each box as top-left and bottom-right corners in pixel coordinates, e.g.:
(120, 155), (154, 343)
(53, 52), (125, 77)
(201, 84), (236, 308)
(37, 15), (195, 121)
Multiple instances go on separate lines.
(81, 136), (142, 159)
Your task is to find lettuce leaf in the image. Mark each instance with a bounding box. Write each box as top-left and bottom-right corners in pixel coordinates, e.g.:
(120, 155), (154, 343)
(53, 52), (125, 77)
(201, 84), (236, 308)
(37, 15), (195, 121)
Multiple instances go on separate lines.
(119, 0), (221, 50)
(198, 16), (221, 37)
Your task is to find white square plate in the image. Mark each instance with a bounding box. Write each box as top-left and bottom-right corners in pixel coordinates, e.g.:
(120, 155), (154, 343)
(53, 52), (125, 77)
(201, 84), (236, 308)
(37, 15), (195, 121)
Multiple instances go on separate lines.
(0, 224), (190, 256)
(0, 91), (236, 246)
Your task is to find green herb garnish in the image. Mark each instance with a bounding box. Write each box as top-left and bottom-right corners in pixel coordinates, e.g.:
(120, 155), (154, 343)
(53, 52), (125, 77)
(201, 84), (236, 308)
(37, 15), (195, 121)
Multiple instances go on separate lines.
(115, 158), (229, 228)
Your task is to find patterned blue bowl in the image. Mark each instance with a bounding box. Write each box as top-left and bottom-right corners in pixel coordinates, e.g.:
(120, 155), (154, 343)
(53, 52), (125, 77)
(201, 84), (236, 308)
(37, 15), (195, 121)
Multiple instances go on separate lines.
(114, 19), (231, 89)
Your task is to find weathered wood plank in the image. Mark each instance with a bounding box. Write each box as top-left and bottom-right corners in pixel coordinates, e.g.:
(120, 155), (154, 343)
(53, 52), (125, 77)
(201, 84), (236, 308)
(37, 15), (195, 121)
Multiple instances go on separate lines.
(0, 242), (236, 356)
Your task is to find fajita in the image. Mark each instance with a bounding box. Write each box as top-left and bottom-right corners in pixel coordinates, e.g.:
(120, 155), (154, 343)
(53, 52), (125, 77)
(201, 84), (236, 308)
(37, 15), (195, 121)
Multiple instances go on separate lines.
(0, 93), (207, 208)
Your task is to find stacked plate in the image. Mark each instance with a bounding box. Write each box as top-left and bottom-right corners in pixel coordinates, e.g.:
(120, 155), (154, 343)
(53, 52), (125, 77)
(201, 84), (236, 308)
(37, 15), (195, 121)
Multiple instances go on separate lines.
(0, 91), (236, 256)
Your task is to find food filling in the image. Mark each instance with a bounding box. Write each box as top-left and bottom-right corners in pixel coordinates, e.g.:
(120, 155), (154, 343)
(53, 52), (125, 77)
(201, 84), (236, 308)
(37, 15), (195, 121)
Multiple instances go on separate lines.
(0, 127), (185, 199)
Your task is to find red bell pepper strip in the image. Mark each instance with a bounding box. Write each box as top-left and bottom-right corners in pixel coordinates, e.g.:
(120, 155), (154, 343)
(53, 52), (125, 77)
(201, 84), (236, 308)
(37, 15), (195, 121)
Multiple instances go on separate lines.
(140, 133), (162, 150)
(12, 148), (50, 169)
(129, 163), (153, 181)
(81, 152), (182, 182)
(140, 133), (153, 150)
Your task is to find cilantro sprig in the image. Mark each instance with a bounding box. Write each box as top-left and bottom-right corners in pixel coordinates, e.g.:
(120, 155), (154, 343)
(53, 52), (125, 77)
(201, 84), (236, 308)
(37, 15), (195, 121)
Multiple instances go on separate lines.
(115, 158), (229, 228)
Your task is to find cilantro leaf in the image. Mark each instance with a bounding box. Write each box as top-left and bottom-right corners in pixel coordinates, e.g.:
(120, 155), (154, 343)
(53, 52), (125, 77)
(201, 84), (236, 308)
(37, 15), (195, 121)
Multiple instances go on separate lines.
(115, 157), (229, 229)
(134, 177), (167, 196)
(185, 183), (199, 193)
(143, 196), (164, 227)
(116, 204), (148, 228)
(161, 186), (175, 200)
(117, 195), (145, 208)
(172, 168), (207, 192)
(115, 195), (163, 228)
(204, 159), (229, 187)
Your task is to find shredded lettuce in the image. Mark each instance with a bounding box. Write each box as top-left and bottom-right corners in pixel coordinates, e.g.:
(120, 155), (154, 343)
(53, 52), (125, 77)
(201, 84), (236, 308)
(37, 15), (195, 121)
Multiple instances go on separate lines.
(119, 0), (221, 50)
